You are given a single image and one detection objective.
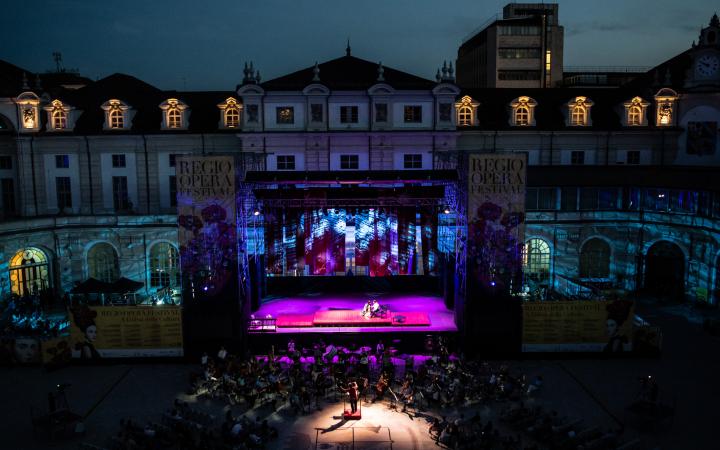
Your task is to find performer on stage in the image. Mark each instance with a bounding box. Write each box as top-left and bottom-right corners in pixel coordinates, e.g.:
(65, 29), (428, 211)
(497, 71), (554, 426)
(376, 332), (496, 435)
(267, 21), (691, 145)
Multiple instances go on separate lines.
(371, 299), (380, 317)
(362, 300), (372, 319)
(340, 380), (359, 413)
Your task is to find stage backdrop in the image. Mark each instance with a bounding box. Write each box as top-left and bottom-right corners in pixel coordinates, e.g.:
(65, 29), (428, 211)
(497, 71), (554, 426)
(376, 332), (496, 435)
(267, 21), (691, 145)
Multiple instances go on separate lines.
(69, 305), (183, 358)
(467, 154), (527, 291)
(176, 156), (236, 296)
(522, 300), (635, 352)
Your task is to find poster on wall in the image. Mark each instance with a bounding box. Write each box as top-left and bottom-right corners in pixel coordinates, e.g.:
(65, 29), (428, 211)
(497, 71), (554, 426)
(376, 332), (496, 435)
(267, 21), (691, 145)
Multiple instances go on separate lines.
(176, 156), (236, 296)
(69, 305), (183, 358)
(522, 300), (635, 352)
(467, 154), (527, 291)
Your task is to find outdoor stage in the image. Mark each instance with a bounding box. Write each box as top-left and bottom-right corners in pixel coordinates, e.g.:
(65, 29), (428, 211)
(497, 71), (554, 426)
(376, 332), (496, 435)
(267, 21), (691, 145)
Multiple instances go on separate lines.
(250, 292), (457, 334)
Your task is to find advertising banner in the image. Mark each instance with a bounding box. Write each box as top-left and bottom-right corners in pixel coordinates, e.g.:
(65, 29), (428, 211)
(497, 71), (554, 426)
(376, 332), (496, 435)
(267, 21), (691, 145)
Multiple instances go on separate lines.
(69, 305), (183, 358)
(467, 154), (527, 291)
(522, 300), (634, 352)
(176, 156), (236, 296)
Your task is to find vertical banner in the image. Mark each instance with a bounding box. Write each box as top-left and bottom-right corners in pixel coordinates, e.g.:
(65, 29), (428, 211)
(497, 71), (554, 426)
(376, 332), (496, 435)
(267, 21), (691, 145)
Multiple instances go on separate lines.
(176, 156), (236, 296)
(468, 154), (526, 292)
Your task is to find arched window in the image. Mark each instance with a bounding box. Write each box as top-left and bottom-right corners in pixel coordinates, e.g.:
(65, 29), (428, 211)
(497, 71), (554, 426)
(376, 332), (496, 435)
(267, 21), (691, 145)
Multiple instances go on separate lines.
(571, 105), (586, 126)
(9, 248), (50, 296)
(149, 243), (180, 288)
(225, 106), (240, 128)
(454, 95), (479, 126)
(109, 108), (124, 129)
(87, 243), (119, 283)
(515, 105), (529, 125)
(52, 109), (67, 129)
(458, 106), (472, 126)
(628, 105), (642, 125)
(523, 238), (550, 283)
(167, 108), (182, 128)
(579, 238), (611, 278)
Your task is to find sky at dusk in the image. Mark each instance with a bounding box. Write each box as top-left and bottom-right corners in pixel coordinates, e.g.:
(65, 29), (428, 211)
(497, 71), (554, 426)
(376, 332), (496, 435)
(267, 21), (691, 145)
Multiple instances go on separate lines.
(2, 0), (717, 90)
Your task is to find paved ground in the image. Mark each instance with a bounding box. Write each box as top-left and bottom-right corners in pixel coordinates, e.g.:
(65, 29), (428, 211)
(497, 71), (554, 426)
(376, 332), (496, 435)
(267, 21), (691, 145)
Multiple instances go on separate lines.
(1, 298), (717, 449)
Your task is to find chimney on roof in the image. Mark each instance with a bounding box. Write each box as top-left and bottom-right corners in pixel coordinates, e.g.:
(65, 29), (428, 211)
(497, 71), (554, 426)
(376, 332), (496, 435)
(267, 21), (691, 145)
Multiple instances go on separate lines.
(21, 72), (29, 90)
(346, 39), (351, 57)
(377, 62), (384, 82)
(34, 73), (43, 92)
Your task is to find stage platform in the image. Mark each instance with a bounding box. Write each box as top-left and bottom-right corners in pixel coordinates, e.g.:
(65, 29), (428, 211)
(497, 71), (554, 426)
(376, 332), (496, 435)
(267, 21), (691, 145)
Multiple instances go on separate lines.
(250, 292), (456, 334)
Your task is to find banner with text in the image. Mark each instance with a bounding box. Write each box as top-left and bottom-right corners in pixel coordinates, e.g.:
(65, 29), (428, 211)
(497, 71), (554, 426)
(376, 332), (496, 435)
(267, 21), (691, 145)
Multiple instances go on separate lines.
(522, 300), (635, 352)
(176, 156), (236, 296)
(69, 305), (183, 358)
(467, 154), (526, 291)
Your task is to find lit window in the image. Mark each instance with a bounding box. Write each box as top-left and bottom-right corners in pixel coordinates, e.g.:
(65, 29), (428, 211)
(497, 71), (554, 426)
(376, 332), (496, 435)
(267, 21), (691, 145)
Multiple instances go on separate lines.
(458, 106), (472, 126)
(623, 97), (649, 127)
(225, 107), (240, 128)
(218, 97), (241, 128)
(277, 155), (295, 170)
(510, 96), (537, 126)
(523, 239), (550, 283)
(109, 108), (124, 129)
(160, 98), (188, 130)
(567, 97), (593, 126)
(455, 95), (480, 126)
(9, 248), (50, 296)
(516, 106), (529, 125)
(168, 108), (182, 128)
(654, 89), (678, 127)
(276, 107), (294, 124)
(52, 110), (67, 129)
(16, 92), (40, 131)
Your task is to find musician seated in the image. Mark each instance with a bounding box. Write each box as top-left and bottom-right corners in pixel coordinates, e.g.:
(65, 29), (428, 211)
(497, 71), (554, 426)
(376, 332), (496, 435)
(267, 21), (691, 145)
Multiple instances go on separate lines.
(362, 300), (372, 319)
(371, 299), (380, 317)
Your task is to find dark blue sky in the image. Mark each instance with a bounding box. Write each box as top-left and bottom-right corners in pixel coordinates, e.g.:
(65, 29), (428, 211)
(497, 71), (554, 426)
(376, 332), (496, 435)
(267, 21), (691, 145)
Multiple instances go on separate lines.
(2, 0), (716, 90)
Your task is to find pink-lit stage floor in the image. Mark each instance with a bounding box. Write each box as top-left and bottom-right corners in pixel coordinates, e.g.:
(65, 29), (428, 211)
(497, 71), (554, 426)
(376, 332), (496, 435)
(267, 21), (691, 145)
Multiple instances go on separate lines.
(252, 292), (457, 334)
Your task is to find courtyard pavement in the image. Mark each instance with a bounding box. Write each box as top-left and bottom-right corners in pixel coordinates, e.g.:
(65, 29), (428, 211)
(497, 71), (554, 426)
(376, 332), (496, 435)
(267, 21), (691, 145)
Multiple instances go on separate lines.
(0, 298), (716, 449)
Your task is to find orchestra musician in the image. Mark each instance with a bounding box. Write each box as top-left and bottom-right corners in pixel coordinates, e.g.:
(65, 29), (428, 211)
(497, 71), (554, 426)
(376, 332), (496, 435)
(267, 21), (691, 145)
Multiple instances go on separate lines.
(373, 372), (389, 402)
(371, 299), (380, 317)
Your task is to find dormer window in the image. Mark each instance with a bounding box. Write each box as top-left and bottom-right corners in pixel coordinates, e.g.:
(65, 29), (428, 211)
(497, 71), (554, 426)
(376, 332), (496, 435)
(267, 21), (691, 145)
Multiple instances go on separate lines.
(15, 92), (41, 132)
(101, 99), (131, 130)
(654, 88), (679, 127)
(217, 97), (242, 129)
(510, 96), (538, 126)
(623, 97), (650, 126)
(159, 98), (188, 130)
(454, 95), (480, 126)
(567, 96), (593, 126)
(44, 99), (74, 131)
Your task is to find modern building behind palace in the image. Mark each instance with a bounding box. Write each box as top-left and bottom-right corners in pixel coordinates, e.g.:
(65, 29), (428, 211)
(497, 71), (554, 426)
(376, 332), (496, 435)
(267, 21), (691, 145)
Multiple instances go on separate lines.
(1, 4), (720, 306)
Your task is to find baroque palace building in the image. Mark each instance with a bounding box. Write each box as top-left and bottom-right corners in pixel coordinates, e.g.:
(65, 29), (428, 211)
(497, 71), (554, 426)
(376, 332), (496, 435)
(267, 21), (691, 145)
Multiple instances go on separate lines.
(1, 16), (720, 305)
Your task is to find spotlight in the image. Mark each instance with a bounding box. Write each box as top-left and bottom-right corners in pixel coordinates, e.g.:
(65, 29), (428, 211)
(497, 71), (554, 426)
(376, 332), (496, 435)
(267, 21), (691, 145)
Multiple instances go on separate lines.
(443, 206), (451, 214)
(203, 286), (209, 291)
(369, 207), (375, 212)
(253, 209), (260, 216)
(490, 281), (496, 287)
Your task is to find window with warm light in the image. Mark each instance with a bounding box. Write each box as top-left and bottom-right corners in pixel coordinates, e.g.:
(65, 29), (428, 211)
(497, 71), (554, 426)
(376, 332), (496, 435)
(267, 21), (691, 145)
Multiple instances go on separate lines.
(458, 106), (472, 126)
(510, 96), (537, 126)
(167, 108), (182, 128)
(16, 92), (41, 132)
(623, 97), (649, 127)
(109, 109), (124, 128)
(455, 95), (479, 126)
(654, 89), (678, 127)
(218, 97), (241, 129)
(52, 110), (67, 130)
(567, 97), (593, 126)
(160, 98), (188, 130)
(628, 106), (641, 125)
(225, 107), (240, 128)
